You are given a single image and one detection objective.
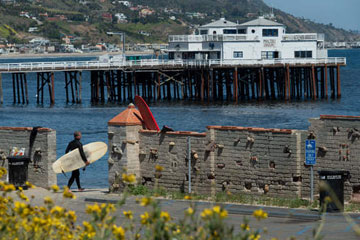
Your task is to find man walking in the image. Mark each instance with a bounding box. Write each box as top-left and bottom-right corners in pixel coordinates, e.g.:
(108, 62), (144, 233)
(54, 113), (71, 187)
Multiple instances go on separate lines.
(66, 131), (90, 191)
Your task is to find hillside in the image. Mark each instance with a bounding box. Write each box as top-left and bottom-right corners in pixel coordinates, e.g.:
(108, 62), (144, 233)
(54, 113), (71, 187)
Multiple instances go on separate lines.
(0, 0), (358, 45)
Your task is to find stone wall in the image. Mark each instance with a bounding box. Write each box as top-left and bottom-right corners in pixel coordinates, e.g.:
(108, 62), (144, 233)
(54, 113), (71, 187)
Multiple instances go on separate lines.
(108, 113), (360, 202)
(0, 127), (57, 188)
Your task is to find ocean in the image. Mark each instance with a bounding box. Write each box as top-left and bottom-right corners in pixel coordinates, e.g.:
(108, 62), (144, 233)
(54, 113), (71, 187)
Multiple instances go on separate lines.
(0, 49), (359, 188)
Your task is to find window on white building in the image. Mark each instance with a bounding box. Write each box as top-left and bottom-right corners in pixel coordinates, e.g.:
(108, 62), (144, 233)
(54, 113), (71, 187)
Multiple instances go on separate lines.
(262, 29), (279, 37)
(233, 51), (243, 58)
(200, 30), (208, 35)
(261, 51), (280, 59)
(223, 29), (237, 34)
(237, 29), (246, 34)
(294, 51), (312, 58)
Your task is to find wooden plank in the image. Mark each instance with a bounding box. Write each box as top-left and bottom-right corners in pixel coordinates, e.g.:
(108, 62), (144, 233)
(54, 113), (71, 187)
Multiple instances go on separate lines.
(51, 72), (55, 104)
(24, 73), (29, 104)
(79, 71), (82, 103)
(234, 67), (238, 102)
(337, 64), (341, 98)
(0, 73), (2, 104)
(325, 64), (328, 99)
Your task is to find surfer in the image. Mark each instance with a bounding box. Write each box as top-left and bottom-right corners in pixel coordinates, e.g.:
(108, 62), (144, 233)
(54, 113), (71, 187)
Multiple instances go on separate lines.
(66, 131), (90, 191)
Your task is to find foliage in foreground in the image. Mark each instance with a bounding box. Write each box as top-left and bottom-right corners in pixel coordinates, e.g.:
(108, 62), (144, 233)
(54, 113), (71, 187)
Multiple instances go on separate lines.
(0, 166), (359, 240)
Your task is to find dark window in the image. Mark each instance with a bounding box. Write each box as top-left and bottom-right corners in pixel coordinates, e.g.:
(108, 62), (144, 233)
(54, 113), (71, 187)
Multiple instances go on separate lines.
(262, 29), (279, 37)
(261, 51), (280, 59)
(223, 29), (237, 34)
(294, 51), (313, 58)
(200, 30), (208, 35)
(213, 31), (217, 34)
(237, 29), (246, 34)
(168, 52), (174, 60)
(251, 29), (255, 33)
(233, 51), (243, 58)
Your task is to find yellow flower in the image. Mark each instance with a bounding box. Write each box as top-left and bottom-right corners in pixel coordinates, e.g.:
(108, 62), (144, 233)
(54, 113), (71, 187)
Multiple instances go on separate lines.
(220, 209), (228, 219)
(0, 167), (7, 178)
(50, 206), (64, 218)
(51, 185), (60, 192)
(122, 173), (136, 183)
(155, 165), (164, 172)
(185, 207), (194, 215)
(44, 196), (53, 205)
(18, 192), (29, 202)
(123, 210), (133, 220)
(140, 212), (150, 225)
(160, 211), (170, 222)
(25, 181), (35, 189)
(139, 197), (152, 206)
(241, 223), (250, 231)
(65, 210), (77, 222)
(250, 233), (261, 240)
(184, 195), (192, 200)
(63, 187), (76, 199)
(201, 208), (213, 219)
(135, 233), (141, 240)
(324, 196), (332, 203)
(253, 209), (268, 221)
(3, 184), (15, 192)
(112, 225), (125, 240)
(86, 203), (101, 214)
(213, 206), (221, 214)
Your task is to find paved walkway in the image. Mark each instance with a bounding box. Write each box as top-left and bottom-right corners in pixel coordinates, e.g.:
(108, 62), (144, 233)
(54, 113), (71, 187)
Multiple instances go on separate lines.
(12, 188), (360, 239)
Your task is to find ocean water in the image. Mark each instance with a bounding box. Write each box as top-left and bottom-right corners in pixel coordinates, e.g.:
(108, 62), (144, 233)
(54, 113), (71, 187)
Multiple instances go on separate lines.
(0, 49), (359, 188)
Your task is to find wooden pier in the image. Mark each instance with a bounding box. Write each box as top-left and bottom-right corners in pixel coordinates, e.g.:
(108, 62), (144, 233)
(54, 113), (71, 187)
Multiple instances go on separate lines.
(0, 58), (346, 104)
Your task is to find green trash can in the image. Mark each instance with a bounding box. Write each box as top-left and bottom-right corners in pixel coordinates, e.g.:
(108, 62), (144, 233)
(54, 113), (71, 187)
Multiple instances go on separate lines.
(7, 156), (30, 189)
(318, 170), (349, 212)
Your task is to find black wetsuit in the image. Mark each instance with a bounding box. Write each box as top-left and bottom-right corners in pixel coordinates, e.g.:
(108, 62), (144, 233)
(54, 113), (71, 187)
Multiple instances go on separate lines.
(66, 139), (87, 189)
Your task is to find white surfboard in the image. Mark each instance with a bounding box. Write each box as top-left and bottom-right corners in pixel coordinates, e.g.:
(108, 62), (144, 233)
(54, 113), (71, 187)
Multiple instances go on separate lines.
(52, 142), (108, 173)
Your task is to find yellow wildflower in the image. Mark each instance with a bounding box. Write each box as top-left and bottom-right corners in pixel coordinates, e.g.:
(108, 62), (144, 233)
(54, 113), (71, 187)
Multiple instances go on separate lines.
(18, 192), (29, 202)
(112, 225), (125, 240)
(324, 196), (332, 203)
(155, 165), (164, 172)
(201, 208), (213, 219)
(186, 207), (194, 215)
(25, 181), (35, 188)
(184, 195), (192, 200)
(63, 187), (76, 199)
(50, 206), (64, 218)
(250, 233), (261, 240)
(139, 197), (152, 206)
(0, 167), (7, 177)
(51, 185), (60, 192)
(122, 173), (136, 183)
(160, 211), (170, 222)
(65, 210), (77, 222)
(3, 184), (15, 192)
(253, 209), (268, 221)
(241, 223), (250, 231)
(86, 203), (101, 214)
(44, 196), (53, 205)
(140, 212), (150, 225)
(123, 210), (133, 220)
(213, 206), (221, 214)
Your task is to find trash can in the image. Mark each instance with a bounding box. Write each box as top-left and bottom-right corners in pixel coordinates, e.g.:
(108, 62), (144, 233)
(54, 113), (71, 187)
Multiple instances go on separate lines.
(7, 156), (30, 189)
(318, 170), (349, 212)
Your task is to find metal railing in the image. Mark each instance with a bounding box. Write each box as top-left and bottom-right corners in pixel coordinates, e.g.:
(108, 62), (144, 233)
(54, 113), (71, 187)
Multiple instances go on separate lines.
(0, 57), (346, 72)
(282, 33), (325, 41)
(169, 34), (256, 42)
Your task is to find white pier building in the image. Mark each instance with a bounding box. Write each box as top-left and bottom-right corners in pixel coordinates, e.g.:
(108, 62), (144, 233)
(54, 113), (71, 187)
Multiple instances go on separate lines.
(168, 16), (327, 61)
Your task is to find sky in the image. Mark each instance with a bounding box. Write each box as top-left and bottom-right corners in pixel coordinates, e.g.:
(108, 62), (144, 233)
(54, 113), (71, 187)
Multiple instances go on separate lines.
(263, 0), (360, 31)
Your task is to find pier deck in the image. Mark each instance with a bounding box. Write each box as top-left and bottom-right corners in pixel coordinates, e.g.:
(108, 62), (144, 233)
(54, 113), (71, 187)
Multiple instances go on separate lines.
(0, 58), (346, 104)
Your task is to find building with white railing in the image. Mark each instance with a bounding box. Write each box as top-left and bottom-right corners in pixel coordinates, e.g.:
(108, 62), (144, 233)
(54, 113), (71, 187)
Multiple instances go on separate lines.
(168, 16), (327, 61)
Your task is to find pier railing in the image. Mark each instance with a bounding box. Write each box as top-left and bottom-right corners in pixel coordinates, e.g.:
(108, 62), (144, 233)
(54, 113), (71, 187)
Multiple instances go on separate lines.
(0, 57), (346, 73)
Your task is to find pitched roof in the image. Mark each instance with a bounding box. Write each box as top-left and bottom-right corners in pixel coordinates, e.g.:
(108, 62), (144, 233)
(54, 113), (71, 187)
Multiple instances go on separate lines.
(240, 17), (283, 27)
(200, 18), (237, 28)
(108, 103), (142, 126)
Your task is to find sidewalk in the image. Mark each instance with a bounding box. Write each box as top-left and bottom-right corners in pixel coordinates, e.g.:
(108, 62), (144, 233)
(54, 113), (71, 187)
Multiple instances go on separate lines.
(13, 187), (360, 240)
